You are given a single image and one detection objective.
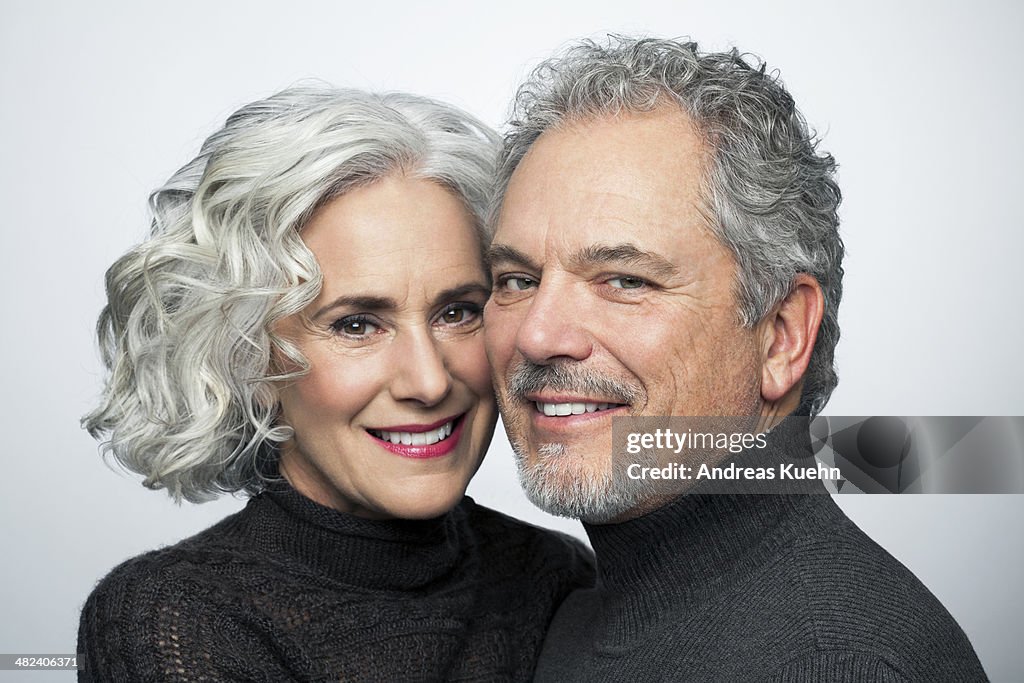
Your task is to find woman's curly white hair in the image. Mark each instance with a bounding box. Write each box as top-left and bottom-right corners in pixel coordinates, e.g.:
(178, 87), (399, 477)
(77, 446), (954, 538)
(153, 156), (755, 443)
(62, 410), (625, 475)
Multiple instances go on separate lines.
(83, 86), (499, 502)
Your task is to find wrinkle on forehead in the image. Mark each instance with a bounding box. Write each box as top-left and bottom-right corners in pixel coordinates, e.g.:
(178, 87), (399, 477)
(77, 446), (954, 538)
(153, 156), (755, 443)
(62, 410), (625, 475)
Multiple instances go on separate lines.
(496, 106), (717, 269)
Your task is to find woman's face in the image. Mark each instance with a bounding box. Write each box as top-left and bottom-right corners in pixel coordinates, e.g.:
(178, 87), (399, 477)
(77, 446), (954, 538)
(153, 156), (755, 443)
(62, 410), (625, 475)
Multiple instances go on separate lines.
(275, 175), (497, 519)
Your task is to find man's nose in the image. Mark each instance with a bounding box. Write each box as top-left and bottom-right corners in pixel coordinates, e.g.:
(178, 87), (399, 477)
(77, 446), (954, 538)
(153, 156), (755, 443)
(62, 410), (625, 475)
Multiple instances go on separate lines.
(515, 280), (593, 365)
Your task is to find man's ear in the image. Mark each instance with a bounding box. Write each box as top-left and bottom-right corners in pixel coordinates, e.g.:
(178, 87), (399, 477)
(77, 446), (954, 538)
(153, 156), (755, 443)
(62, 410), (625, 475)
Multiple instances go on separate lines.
(759, 274), (824, 403)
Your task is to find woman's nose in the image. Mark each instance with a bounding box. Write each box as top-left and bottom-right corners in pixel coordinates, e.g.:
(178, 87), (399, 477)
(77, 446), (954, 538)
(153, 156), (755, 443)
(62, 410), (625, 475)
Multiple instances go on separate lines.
(388, 328), (453, 406)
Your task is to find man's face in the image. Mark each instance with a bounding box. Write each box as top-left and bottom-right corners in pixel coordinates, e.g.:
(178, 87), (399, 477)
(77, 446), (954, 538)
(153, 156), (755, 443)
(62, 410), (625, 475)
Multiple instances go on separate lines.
(484, 106), (767, 522)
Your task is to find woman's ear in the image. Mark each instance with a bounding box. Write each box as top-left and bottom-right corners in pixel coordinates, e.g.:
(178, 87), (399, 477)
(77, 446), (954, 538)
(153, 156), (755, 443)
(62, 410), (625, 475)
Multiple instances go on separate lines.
(759, 273), (824, 404)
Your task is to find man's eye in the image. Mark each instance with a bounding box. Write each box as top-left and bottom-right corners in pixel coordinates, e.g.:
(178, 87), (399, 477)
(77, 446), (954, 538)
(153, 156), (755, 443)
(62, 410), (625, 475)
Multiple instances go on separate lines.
(331, 315), (379, 337)
(607, 276), (646, 290)
(499, 275), (538, 292)
(437, 303), (481, 326)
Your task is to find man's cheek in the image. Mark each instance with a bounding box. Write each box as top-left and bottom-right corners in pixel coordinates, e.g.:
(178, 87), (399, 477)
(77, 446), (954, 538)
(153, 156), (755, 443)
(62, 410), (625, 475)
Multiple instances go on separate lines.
(482, 307), (511, 367)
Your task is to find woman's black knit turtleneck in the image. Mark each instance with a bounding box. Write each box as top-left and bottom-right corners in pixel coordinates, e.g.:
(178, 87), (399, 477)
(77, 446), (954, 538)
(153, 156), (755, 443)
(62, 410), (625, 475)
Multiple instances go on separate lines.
(78, 487), (594, 682)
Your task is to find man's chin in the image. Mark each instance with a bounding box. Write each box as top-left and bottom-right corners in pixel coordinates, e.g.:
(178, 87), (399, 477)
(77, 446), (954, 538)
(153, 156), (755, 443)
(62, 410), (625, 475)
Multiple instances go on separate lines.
(513, 445), (645, 524)
(520, 485), (621, 524)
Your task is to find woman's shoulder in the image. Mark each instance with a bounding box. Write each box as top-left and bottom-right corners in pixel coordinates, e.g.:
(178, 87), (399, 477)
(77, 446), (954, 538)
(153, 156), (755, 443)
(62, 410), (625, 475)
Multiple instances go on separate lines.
(85, 543), (227, 608)
(80, 518), (250, 633)
(79, 557), (291, 682)
(77, 510), (291, 681)
(87, 505), (255, 591)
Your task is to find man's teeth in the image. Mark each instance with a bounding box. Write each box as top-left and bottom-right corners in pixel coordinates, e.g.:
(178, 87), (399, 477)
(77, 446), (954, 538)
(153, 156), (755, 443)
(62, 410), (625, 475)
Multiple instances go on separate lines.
(370, 421), (454, 446)
(535, 401), (618, 416)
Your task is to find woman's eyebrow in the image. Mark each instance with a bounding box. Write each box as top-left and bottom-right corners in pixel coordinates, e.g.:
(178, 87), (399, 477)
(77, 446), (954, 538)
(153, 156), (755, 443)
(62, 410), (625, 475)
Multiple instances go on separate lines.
(431, 283), (491, 306)
(312, 284), (489, 319)
(313, 294), (396, 319)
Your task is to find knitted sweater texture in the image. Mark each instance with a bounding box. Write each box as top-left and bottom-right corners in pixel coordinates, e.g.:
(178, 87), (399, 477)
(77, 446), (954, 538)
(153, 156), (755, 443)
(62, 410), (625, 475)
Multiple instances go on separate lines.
(534, 437), (988, 681)
(78, 488), (595, 682)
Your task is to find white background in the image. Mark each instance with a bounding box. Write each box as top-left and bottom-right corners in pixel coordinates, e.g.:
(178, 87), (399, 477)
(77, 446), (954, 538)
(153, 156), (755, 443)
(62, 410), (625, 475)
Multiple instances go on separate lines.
(2, 0), (1022, 680)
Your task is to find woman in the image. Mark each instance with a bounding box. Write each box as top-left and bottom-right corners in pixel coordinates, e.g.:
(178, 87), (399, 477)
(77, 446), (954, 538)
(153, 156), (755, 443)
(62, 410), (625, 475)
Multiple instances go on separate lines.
(79, 87), (594, 681)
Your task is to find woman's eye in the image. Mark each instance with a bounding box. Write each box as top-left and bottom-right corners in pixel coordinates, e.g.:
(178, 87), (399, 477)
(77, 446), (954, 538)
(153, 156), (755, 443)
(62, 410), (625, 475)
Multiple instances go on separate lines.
(607, 276), (646, 290)
(437, 303), (481, 326)
(500, 275), (538, 292)
(331, 316), (379, 337)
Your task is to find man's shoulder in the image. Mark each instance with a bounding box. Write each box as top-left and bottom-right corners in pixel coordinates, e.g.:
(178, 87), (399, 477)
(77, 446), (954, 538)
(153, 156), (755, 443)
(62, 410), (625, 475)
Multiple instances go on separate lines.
(787, 498), (958, 625)
(778, 497), (987, 679)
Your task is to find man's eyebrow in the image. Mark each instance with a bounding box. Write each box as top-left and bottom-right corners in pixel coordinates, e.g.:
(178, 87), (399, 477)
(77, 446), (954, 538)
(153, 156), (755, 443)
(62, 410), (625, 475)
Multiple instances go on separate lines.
(569, 243), (679, 278)
(313, 295), (395, 319)
(485, 244), (540, 272)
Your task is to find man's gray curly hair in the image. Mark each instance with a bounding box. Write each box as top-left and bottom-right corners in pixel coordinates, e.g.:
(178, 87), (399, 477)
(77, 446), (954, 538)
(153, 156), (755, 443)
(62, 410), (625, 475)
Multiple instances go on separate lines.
(492, 36), (844, 416)
(83, 86), (498, 502)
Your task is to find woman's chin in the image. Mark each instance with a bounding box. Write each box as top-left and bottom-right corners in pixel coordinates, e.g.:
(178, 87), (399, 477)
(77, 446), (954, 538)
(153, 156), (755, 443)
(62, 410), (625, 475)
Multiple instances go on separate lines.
(384, 486), (469, 520)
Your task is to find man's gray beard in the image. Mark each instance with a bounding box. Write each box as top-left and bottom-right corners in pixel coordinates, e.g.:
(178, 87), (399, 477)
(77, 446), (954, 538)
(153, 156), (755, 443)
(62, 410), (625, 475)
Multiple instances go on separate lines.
(499, 360), (649, 524)
(510, 439), (649, 524)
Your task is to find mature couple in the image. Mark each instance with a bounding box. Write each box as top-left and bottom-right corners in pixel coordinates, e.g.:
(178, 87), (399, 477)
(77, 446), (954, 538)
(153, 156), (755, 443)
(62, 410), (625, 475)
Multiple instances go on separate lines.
(80, 36), (986, 681)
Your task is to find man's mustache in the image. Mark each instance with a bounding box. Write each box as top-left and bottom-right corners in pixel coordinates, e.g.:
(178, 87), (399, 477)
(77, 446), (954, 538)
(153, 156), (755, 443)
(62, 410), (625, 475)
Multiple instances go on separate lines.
(506, 361), (644, 405)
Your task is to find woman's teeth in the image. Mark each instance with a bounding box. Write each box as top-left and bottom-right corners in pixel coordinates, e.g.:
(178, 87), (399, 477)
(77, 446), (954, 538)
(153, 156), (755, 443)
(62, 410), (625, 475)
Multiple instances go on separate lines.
(370, 421), (454, 446)
(535, 402), (618, 416)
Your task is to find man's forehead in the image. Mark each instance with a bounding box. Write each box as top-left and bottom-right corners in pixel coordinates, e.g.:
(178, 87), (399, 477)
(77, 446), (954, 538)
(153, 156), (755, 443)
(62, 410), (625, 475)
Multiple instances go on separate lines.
(493, 107), (713, 266)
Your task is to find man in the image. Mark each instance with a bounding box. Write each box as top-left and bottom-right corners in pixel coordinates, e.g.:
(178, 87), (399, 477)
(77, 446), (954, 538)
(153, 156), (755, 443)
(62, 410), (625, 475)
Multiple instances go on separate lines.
(484, 37), (987, 681)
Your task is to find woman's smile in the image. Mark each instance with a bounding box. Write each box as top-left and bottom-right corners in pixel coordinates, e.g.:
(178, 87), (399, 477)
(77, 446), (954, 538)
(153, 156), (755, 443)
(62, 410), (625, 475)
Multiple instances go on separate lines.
(366, 412), (466, 457)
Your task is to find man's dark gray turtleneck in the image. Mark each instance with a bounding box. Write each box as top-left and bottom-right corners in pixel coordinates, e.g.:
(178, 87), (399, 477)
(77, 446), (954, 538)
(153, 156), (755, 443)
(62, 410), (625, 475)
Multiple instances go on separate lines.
(533, 420), (988, 682)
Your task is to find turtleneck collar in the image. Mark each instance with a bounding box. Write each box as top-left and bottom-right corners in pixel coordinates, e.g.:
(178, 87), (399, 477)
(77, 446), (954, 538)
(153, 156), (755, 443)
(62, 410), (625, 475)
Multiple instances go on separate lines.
(581, 417), (838, 647)
(243, 483), (465, 592)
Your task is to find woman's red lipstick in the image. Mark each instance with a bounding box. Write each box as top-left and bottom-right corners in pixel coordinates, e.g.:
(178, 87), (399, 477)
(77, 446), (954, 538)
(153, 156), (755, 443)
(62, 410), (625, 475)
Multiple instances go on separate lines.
(365, 414), (465, 459)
